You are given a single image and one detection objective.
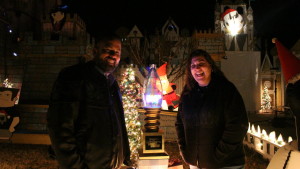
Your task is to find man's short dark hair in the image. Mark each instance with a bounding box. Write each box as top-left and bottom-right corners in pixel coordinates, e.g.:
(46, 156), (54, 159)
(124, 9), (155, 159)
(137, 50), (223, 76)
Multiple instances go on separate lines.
(0, 87), (19, 101)
(95, 34), (121, 46)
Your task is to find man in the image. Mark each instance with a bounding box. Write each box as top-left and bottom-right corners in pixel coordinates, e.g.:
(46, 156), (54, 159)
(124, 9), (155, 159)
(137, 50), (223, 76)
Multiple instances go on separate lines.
(47, 35), (131, 169)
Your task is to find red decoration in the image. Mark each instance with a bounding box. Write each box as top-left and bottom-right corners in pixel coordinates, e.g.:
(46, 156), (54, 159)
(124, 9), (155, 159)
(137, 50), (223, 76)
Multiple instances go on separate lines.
(157, 63), (180, 111)
(272, 38), (300, 84)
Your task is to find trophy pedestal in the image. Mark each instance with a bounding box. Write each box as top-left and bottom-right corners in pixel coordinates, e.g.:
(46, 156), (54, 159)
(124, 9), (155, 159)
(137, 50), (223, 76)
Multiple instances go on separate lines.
(138, 129), (169, 169)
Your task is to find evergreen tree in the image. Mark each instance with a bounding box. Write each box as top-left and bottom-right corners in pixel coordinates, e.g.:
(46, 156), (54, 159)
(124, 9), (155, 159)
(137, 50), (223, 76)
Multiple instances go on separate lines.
(119, 64), (142, 167)
(261, 85), (271, 111)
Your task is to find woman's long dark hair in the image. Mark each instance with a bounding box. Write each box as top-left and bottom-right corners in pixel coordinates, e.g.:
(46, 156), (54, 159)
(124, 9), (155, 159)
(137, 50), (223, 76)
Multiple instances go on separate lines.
(181, 49), (226, 95)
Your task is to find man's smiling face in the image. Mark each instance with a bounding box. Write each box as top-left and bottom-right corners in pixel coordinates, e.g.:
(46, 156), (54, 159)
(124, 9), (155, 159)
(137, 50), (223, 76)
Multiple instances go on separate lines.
(94, 39), (121, 74)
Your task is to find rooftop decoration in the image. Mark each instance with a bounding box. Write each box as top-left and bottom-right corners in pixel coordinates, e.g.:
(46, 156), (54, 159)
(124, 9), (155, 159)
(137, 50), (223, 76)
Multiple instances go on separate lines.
(221, 8), (245, 36)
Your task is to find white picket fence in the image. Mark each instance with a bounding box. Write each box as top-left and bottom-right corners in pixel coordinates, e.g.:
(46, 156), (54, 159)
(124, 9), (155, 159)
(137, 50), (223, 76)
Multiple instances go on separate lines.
(244, 123), (293, 160)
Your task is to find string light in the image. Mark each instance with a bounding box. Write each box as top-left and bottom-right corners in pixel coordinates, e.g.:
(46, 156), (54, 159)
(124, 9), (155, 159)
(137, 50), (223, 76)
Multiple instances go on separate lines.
(120, 64), (142, 167)
(2, 78), (14, 88)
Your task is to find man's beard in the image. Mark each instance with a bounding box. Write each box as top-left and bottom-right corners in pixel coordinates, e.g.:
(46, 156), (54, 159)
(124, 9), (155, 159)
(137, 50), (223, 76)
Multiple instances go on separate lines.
(95, 57), (118, 73)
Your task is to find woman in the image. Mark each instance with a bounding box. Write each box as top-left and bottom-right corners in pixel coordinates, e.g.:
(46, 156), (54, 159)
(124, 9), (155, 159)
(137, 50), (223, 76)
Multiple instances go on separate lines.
(175, 49), (248, 169)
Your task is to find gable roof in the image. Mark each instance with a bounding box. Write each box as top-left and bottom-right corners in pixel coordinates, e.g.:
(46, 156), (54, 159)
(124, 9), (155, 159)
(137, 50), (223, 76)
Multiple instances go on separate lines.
(127, 25), (143, 38)
(261, 53), (273, 72)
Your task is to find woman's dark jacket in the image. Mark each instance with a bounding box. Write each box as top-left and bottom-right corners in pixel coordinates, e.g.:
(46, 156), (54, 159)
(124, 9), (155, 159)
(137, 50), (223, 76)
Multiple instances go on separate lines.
(175, 74), (248, 168)
(47, 60), (131, 169)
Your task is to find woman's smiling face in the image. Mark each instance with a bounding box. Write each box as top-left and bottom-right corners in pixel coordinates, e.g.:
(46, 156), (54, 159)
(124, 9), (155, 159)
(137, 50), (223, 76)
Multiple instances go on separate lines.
(190, 56), (212, 86)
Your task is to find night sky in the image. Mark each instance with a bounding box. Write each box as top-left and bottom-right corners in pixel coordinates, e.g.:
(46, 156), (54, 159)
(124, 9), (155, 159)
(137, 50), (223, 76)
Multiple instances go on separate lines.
(63, 0), (300, 49)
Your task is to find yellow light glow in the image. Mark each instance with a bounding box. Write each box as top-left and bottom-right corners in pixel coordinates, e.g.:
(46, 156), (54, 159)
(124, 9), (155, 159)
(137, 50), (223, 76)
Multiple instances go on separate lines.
(262, 129), (268, 139)
(228, 25), (239, 36)
(3, 78), (14, 88)
(159, 75), (172, 94)
(269, 131), (276, 143)
(277, 134), (285, 145)
(288, 136), (293, 143)
(251, 124), (256, 134)
(246, 124), (293, 148)
(248, 123), (251, 132)
(257, 125), (261, 136)
(257, 142), (263, 147)
(161, 100), (168, 110)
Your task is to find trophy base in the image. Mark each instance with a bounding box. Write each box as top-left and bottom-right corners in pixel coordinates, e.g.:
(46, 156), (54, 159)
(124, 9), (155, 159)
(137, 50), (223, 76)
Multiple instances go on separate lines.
(138, 148), (169, 169)
(142, 129), (166, 154)
(139, 128), (169, 168)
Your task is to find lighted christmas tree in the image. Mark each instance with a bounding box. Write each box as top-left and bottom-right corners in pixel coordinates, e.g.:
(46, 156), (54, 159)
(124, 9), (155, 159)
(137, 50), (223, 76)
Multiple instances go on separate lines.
(2, 78), (14, 88)
(119, 64), (142, 167)
(261, 85), (271, 111)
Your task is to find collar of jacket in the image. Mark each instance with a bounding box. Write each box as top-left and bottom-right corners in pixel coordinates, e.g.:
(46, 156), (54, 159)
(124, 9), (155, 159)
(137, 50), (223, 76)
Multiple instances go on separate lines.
(86, 60), (116, 87)
(196, 74), (218, 90)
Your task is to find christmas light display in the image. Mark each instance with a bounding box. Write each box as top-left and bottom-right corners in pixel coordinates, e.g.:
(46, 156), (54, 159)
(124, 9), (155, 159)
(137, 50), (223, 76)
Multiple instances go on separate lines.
(261, 85), (271, 111)
(2, 78), (14, 88)
(119, 64), (142, 167)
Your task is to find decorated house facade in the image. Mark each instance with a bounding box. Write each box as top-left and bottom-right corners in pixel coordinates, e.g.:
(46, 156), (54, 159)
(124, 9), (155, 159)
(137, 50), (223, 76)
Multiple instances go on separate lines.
(0, 1), (94, 132)
(0, 0), (297, 139)
(118, 0), (263, 113)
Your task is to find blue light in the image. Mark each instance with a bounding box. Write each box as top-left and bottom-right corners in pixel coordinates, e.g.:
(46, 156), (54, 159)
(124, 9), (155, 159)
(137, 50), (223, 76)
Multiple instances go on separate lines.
(143, 64), (163, 108)
(59, 5), (69, 10)
(12, 52), (18, 56)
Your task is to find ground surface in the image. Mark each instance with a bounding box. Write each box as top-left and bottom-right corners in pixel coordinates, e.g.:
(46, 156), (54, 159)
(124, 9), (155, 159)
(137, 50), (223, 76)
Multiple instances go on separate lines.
(165, 141), (269, 169)
(0, 141), (269, 169)
(1, 112), (294, 169)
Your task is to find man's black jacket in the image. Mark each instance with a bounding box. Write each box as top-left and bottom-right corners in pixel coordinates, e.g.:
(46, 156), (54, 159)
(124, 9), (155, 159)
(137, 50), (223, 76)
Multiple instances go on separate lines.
(47, 60), (131, 169)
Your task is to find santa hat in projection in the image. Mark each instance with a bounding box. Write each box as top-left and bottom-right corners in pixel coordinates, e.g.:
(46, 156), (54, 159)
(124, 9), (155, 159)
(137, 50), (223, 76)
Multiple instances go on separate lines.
(272, 38), (300, 84)
(220, 8), (237, 21)
(157, 63), (167, 77)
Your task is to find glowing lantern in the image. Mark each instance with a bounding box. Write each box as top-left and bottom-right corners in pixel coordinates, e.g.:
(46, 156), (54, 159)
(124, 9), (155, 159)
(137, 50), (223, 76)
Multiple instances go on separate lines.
(143, 64), (163, 109)
(143, 64), (163, 132)
(140, 64), (169, 161)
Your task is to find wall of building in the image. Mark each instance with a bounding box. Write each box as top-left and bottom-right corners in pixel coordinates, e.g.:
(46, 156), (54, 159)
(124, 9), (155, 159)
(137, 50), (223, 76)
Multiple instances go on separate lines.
(0, 9), (94, 103)
(221, 51), (261, 113)
(192, 30), (225, 61)
(14, 103), (179, 141)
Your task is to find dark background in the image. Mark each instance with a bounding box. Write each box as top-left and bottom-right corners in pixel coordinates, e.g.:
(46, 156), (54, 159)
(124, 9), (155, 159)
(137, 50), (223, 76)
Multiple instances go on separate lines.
(62, 0), (300, 49)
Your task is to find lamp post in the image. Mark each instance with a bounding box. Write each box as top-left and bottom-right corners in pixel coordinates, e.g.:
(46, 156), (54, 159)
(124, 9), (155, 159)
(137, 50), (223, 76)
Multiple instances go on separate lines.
(138, 64), (169, 169)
